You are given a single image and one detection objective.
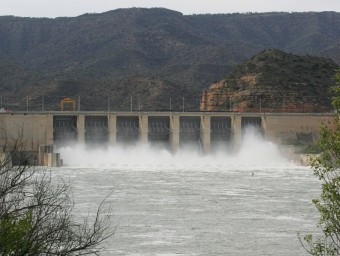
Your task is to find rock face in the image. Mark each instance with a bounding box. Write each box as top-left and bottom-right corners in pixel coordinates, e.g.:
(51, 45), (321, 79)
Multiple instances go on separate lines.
(201, 49), (339, 112)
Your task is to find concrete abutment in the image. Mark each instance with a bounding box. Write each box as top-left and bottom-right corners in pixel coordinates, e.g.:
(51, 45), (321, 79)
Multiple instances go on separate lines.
(170, 115), (180, 153)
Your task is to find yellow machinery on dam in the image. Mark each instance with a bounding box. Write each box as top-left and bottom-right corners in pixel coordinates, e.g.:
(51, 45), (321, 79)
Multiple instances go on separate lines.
(0, 111), (335, 165)
(60, 98), (76, 111)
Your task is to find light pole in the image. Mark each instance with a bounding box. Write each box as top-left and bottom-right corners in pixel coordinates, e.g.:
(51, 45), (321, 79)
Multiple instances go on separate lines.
(130, 96), (133, 112)
(138, 97), (142, 111)
(182, 97), (185, 112)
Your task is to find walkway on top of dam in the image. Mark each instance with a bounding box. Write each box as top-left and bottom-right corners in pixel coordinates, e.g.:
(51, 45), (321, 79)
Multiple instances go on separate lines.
(1, 110), (333, 117)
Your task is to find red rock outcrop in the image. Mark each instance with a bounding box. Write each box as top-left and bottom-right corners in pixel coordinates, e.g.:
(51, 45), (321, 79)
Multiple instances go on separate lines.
(200, 49), (338, 113)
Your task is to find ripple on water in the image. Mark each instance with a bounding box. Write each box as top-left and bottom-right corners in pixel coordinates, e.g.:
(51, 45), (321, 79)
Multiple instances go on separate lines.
(49, 163), (321, 256)
(52, 132), (319, 256)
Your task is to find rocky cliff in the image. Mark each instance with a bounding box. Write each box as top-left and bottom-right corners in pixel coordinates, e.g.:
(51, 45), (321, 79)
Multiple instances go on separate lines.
(200, 49), (339, 112)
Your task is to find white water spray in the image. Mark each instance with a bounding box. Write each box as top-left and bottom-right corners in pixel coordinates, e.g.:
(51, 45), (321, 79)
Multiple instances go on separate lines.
(58, 127), (288, 167)
(235, 127), (285, 164)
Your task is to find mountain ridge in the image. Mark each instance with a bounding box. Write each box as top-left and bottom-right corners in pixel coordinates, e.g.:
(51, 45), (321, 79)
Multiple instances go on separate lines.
(0, 8), (339, 111)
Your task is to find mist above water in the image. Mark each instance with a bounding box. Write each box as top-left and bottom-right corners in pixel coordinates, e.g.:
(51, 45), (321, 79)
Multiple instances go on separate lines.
(55, 128), (311, 256)
(58, 127), (288, 167)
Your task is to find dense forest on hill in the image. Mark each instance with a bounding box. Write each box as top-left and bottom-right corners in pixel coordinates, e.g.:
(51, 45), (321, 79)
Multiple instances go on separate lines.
(0, 8), (339, 111)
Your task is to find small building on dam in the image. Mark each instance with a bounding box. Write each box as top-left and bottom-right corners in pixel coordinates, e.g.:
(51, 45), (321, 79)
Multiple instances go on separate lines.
(0, 111), (335, 165)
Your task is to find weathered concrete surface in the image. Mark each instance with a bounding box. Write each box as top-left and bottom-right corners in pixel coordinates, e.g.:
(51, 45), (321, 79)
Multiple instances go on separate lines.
(0, 113), (53, 150)
(108, 115), (117, 144)
(39, 144), (53, 165)
(232, 115), (242, 149)
(44, 153), (61, 167)
(169, 115), (180, 153)
(200, 116), (211, 154)
(263, 113), (333, 143)
(77, 114), (85, 143)
(139, 115), (148, 143)
(0, 111), (335, 152)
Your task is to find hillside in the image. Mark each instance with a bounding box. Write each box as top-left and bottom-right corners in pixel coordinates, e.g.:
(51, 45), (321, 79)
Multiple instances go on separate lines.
(200, 49), (339, 112)
(0, 9), (339, 111)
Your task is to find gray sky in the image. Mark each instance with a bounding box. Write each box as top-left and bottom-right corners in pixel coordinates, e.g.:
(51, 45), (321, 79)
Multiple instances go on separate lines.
(0, 0), (339, 18)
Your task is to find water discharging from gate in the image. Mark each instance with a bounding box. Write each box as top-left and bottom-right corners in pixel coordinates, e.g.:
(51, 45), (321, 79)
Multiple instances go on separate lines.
(54, 127), (319, 256)
(58, 127), (288, 167)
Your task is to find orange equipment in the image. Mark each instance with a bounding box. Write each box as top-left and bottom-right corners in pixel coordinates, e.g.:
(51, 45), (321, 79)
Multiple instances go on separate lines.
(61, 98), (76, 111)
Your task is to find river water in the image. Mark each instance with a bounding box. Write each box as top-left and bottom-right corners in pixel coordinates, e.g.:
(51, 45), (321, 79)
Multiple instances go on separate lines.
(55, 131), (321, 256)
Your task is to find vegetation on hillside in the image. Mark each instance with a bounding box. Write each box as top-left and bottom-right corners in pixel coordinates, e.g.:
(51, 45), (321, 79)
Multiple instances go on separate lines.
(0, 9), (339, 110)
(201, 49), (339, 112)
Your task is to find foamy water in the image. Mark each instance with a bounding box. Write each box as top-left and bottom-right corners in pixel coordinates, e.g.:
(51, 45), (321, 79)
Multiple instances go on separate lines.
(58, 128), (288, 167)
(52, 129), (319, 255)
(53, 165), (319, 256)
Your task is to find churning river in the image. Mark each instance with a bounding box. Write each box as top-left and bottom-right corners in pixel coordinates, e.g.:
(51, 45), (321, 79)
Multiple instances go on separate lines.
(54, 131), (321, 256)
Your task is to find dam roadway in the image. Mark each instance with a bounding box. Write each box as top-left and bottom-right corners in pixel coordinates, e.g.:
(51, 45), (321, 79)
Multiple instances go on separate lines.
(0, 111), (334, 153)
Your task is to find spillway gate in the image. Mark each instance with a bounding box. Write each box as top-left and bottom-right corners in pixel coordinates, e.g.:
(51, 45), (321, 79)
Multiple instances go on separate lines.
(53, 116), (77, 146)
(116, 116), (139, 144)
(148, 117), (170, 141)
(85, 116), (108, 144)
(32, 111), (303, 153)
(241, 117), (263, 135)
(210, 117), (232, 151)
(179, 116), (201, 144)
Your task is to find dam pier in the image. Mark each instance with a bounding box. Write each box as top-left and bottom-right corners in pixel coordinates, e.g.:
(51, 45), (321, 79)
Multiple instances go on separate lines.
(0, 111), (334, 166)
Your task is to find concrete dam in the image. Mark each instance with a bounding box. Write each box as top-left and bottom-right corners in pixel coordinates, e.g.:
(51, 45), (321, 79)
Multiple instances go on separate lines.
(0, 111), (334, 156)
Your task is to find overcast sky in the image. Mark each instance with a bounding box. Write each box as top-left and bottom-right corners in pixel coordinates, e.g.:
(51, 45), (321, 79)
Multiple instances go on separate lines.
(0, 0), (339, 18)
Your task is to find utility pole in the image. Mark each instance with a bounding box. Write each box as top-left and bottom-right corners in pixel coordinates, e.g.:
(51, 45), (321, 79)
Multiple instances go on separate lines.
(130, 96), (133, 112)
(260, 98), (262, 113)
(182, 97), (185, 112)
(107, 97), (110, 112)
(283, 93), (286, 111)
(169, 98), (172, 111)
(26, 96), (29, 112)
(42, 97), (44, 111)
(229, 98), (232, 112)
(78, 96), (80, 112)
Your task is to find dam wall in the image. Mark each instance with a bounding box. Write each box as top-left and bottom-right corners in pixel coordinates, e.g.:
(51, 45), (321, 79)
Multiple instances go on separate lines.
(0, 113), (53, 149)
(0, 111), (334, 153)
(263, 114), (333, 144)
